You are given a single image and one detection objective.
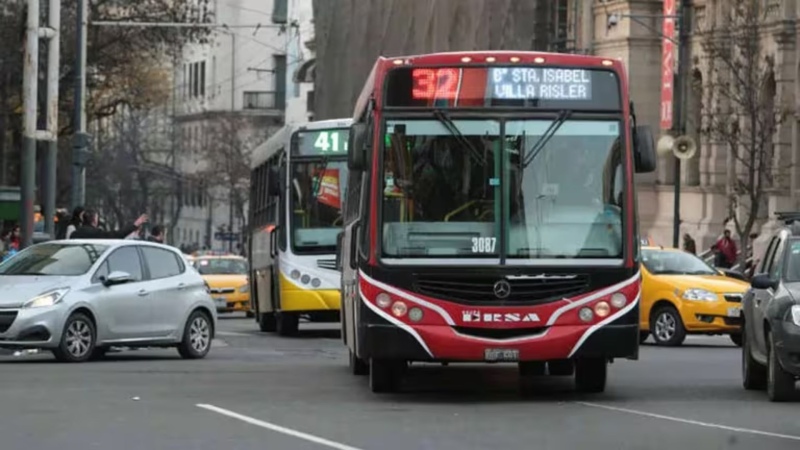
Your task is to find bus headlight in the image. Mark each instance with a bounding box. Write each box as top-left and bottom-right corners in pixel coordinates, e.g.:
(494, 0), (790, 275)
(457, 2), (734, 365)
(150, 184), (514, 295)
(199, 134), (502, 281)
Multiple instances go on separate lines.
(610, 293), (626, 308)
(579, 307), (594, 322)
(311, 278), (321, 288)
(376, 293), (392, 308)
(290, 270), (301, 280)
(391, 301), (408, 317)
(594, 301), (610, 318)
(408, 307), (424, 322)
(300, 274), (310, 285)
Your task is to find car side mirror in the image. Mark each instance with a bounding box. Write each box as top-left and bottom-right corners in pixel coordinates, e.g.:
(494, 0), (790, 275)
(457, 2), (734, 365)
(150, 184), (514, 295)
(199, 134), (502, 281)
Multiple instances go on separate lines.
(102, 270), (133, 287)
(633, 125), (656, 173)
(750, 273), (777, 290)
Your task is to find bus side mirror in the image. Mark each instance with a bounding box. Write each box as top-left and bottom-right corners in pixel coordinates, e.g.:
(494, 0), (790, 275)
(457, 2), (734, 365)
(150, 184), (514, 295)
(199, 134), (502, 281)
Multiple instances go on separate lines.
(348, 123), (368, 171)
(268, 166), (281, 196)
(633, 125), (656, 173)
(335, 231), (345, 271)
(349, 220), (360, 270)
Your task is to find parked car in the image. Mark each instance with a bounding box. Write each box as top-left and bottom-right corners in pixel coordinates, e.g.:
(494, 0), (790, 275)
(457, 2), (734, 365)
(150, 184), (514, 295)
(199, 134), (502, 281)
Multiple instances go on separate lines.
(0, 240), (217, 362)
(741, 224), (800, 402)
(639, 246), (750, 346)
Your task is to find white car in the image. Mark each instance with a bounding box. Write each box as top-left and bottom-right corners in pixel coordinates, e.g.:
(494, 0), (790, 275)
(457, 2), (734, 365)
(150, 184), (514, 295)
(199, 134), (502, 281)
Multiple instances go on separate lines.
(0, 239), (217, 362)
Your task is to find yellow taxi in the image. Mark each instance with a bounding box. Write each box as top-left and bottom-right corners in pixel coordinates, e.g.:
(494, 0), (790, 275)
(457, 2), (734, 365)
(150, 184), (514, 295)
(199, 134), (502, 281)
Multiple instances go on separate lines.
(187, 252), (252, 316)
(639, 246), (749, 347)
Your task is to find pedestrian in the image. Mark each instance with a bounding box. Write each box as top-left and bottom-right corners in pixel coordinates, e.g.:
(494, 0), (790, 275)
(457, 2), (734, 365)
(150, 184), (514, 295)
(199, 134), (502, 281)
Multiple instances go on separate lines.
(61, 206), (85, 239)
(147, 225), (166, 244)
(70, 209), (148, 239)
(682, 233), (696, 254)
(712, 229), (738, 268)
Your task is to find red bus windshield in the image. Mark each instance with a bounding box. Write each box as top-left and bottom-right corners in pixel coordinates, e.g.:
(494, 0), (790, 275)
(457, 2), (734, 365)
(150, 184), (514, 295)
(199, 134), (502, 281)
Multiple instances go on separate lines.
(377, 64), (627, 263)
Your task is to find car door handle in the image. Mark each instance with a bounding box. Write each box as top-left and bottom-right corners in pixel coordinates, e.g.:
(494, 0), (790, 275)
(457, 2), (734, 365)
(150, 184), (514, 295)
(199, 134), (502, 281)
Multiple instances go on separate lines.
(138, 289), (149, 297)
(177, 283), (186, 291)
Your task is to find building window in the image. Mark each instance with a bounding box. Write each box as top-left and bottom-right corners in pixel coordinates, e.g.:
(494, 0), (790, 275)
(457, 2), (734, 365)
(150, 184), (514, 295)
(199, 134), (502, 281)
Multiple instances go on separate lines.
(199, 61), (206, 97)
(272, 0), (288, 24)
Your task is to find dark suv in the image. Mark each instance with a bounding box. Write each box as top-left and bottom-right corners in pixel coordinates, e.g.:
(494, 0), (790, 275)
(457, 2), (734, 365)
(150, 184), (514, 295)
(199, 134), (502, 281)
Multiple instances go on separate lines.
(741, 213), (800, 401)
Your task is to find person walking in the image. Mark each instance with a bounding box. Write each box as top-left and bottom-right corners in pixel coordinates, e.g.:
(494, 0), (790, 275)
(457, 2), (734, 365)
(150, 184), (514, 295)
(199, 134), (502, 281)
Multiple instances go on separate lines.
(712, 229), (738, 268)
(60, 206), (85, 239)
(682, 233), (696, 255)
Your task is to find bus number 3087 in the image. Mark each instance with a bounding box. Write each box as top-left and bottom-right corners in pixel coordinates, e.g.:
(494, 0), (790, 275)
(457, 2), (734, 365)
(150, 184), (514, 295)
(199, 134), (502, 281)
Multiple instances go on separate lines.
(472, 237), (497, 253)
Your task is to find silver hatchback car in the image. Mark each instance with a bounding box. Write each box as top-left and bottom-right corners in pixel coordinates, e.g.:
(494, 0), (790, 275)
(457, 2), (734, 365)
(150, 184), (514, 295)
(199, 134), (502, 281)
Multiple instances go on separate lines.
(0, 239), (217, 362)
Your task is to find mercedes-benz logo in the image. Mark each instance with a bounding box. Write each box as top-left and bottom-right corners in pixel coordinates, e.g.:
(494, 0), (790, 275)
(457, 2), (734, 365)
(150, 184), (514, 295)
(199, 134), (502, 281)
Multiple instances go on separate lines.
(493, 280), (511, 299)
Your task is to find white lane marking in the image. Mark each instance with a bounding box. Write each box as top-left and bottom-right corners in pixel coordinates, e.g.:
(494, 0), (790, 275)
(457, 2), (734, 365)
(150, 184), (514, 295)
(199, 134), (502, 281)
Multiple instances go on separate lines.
(197, 404), (364, 450)
(576, 402), (800, 442)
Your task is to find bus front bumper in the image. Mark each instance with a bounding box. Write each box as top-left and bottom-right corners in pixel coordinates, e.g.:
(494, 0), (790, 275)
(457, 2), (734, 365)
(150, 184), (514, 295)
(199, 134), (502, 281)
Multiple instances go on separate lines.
(358, 304), (639, 362)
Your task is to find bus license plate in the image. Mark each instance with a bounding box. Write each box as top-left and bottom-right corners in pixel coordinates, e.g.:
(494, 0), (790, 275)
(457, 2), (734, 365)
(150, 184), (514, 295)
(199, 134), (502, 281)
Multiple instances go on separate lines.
(727, 307), (741, 318)
(484, 348), (519, 362)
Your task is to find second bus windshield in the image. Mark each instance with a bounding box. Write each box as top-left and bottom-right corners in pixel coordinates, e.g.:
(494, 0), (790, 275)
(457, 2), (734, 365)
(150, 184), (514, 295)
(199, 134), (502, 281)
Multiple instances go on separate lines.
(381, 118), (625, 260)
(291, 128), (350, 253)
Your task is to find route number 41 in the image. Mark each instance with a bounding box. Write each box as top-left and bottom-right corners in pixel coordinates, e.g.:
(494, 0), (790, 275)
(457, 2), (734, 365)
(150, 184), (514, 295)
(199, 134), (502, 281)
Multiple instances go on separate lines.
(314, 131), (347, 153)
(472, 237), (497, 253)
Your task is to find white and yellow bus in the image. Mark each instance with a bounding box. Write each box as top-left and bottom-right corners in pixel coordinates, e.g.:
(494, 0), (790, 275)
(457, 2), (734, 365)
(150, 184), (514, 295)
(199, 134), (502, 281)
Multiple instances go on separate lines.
(247, 118), (351, 335)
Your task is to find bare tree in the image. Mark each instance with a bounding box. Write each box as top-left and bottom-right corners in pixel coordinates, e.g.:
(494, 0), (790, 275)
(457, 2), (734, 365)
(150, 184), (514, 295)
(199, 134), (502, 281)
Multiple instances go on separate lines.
(700, 0), (789, 266)
(202, 116), (269, 244)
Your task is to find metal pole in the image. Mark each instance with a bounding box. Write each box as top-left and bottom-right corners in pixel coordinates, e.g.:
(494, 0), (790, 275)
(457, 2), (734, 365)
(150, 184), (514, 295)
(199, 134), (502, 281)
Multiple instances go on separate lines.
(672, 0), (691, 248)
(43, 0), (60, 238)
(21, 0), (40, 249)
(71, 0), (88, 209)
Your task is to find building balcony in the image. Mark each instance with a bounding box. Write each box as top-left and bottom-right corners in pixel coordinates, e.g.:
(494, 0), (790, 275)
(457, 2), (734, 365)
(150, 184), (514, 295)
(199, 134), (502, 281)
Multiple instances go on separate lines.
(243, 91), (283, 111)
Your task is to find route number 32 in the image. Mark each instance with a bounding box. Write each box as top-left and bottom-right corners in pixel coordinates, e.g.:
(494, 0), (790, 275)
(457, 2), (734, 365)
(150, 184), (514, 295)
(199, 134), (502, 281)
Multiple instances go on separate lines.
(472, 237), (497, 253)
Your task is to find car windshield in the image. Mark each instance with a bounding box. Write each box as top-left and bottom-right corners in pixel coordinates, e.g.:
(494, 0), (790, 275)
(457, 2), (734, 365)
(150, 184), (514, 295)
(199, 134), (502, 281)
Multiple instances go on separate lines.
(379, 118), (625, 260)
(194, 258), (248, 275)
(641, 248), (717, 275)
(0, 243), (108, 276)
(290, 159), (348, 253)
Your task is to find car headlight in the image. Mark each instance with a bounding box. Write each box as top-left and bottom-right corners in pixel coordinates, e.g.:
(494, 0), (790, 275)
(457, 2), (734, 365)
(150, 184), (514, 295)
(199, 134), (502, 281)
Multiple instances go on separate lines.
(682, 288), (718, 301)
(238, 284), (249, 293)
(791, 305), (800, 326)
(23, 288), (70, 308)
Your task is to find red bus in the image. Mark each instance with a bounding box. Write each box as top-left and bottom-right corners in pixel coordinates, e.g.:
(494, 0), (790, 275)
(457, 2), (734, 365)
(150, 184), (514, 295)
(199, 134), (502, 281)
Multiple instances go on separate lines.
(336, 51), (657, 393)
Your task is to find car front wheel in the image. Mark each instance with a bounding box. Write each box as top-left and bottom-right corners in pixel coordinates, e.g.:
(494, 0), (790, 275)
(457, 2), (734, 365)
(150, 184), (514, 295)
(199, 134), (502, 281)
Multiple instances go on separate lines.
(741, 326), (766, 390)
(178, 310), (213, 359)
(53, 312), (96, 363)
(767, 331), (796, 402)
(650, 305), (686, 346)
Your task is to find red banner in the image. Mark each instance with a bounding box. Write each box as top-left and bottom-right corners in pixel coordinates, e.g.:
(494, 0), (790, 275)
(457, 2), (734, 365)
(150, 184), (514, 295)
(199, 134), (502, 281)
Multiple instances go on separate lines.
(316, 169), (341, 209)
(660, 0), (676, 130)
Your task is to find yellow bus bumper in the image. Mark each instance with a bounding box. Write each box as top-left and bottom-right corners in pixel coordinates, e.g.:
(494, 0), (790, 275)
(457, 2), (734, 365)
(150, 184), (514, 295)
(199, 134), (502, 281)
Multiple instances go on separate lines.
(279, 272), (341, 312)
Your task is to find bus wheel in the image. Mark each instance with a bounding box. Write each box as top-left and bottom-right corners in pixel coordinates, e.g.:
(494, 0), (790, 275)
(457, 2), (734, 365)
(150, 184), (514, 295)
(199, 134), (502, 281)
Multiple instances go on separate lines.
(574, 358), (607, 393)
(369, 359), (402, 393)
(276, 312), (299, 336)
(258, 313), (276, 332)
(349, 351), (369, 376)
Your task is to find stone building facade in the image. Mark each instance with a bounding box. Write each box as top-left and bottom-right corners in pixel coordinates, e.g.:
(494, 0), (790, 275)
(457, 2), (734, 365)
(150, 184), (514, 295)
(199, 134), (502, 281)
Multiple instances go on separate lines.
(312, 0), (799, 254)
(572, 0), (798, 254)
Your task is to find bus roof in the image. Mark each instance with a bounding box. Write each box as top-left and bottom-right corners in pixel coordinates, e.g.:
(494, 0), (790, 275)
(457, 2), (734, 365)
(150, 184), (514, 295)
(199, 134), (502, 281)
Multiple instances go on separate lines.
(353, 50), (626, 120)
(250, 118), (353, 169)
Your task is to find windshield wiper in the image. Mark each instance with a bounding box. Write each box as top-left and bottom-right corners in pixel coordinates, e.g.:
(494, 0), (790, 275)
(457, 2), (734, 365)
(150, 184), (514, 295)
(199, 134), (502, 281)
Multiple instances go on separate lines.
(433, 110), (487, 166)
(522, 110), (572, 168)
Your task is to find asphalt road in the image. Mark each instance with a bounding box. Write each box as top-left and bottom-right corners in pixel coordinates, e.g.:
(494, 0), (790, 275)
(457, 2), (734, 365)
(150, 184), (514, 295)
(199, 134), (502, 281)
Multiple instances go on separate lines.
(1, 315), (798, 450)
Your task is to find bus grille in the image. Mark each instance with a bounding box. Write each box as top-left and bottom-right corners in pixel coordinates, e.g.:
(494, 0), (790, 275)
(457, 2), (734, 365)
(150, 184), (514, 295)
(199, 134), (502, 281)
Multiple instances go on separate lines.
(317, 259), (337, 270)
(413, 273), (590, 305)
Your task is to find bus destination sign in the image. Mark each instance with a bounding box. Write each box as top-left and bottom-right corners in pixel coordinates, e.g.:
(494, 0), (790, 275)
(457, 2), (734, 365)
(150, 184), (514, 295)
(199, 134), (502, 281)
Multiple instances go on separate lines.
(488, 68), (592, 101)
(384, 66), (619, 110)
(294, 128), (350, 156)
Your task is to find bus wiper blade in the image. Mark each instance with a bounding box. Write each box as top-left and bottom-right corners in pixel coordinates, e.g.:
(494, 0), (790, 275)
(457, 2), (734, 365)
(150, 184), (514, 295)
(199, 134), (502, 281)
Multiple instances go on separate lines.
(433, 110), (487, 166)
(522, 110), (572, 168)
